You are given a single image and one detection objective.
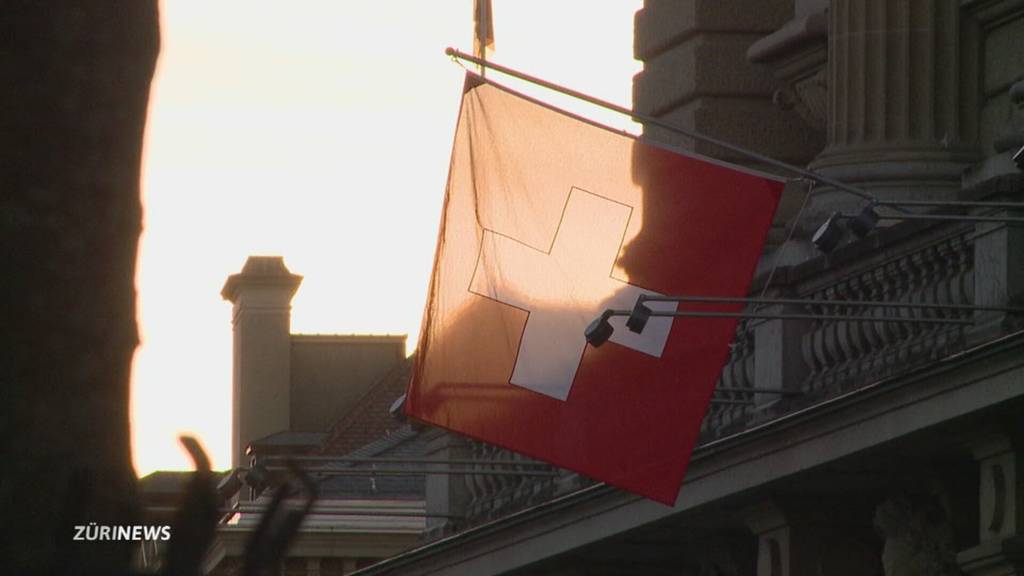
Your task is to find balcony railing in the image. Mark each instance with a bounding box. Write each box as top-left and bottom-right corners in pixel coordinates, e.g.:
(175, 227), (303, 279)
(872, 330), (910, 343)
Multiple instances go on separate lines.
(445, 215), (1012, 528)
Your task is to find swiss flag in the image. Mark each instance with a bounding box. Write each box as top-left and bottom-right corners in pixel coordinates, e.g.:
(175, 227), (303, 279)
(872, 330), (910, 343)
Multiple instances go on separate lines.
(406, 75), (783, 504)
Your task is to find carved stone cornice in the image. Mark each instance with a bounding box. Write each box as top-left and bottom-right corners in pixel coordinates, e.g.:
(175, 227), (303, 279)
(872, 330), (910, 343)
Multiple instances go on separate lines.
(747, 10), (829, 135)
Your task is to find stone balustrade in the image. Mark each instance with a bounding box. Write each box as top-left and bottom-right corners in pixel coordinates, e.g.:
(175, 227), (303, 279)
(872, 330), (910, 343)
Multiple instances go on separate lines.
(446, 194), (1021, 528)
(461, 441), (565, 525)
(798, 228), (974, 395)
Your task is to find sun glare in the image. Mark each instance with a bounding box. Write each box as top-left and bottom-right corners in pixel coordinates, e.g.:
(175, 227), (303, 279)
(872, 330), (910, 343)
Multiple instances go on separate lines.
(132, 0), (642, 474)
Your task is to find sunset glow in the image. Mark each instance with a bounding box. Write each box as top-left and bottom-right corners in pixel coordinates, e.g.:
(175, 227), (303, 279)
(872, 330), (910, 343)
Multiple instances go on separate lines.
(133, 0), (642, 474)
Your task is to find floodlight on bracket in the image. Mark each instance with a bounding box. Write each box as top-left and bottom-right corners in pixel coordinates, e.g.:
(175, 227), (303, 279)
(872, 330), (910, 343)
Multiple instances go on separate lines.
(584, 294), (1024, 347)
(813, 200), (1024, 252)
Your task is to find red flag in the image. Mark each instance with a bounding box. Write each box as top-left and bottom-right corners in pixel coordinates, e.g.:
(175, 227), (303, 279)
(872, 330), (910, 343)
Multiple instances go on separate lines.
(406, 75), (783, 504)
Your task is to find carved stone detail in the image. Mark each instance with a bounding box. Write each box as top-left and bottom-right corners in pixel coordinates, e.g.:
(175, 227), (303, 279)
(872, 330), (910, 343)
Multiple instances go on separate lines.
(790, 67), (829, 130)
(748, 9), (829, 138)
(993, 80), (1024, 153)
(800, 232), (973, 395)
(460, 440), (567, 527)
(806, 0), (983, 227)
(874, 492), (963, 576)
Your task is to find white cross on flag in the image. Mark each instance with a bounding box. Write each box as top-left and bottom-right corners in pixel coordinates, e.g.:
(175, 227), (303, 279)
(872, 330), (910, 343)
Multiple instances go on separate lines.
(406, 75), (784, 504)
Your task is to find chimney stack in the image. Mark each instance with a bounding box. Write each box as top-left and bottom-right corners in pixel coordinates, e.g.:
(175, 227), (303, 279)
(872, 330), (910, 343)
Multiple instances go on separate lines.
(221, 256), (302, 468)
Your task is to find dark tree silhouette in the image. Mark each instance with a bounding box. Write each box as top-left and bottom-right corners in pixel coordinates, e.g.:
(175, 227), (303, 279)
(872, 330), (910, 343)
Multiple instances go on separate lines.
(1, 2), (160, 573)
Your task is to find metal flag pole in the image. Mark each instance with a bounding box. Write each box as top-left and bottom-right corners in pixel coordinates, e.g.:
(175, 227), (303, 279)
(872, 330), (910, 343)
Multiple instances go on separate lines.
(875, 199), (1024, 209)
(480, 0), (487, 78)
(586, 293), (1024, 347)
(472, 2), (491, 78)
(585, 306), (976, 348)
(635, 294), (1024, 314)
(840, 213), (1024, 224)
(606, 309), (972, 325)
(445, 47), (875, 202)
(447, 48), (1024, 218)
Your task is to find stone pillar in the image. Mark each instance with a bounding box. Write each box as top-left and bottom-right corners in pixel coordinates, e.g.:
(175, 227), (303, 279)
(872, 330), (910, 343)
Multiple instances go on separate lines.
(634, 0), (825, 259)
(745, 502), (796, 576)
(221, 256), (302, 468)
(970, 190), (1024, 343)
(958, 434), (1024, 576)
(808, 0), (981, 223)
(965, 80), (1024, 187)
(752, 302), (812, 407)
(423, 429), (471, 540)
(633, 0), (816, 165)
(994, 81), (1024, 156)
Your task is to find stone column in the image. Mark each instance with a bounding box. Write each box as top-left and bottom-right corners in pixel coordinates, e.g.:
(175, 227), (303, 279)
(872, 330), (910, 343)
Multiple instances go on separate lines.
(745, 501), (796, 576)
(221, 256), (303, 468)
(752, 301), (812, 408)
(423, 429), (471, 540)
(970, 183), (1024, 344)
(808, 0), (981, 222)
(958, 434), (1024, 576)
(633, 0), (814, 164)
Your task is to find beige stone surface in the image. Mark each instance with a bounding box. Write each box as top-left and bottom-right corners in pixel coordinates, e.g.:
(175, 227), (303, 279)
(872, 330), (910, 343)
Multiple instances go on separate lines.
(634, 0), (791, 60)
(634, 33), (780, 117)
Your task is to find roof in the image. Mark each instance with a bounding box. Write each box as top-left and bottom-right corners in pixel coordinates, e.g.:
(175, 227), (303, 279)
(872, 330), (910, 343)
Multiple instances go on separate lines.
(249, 431), (327, 449)
(248, 432), (328, 458)
(305, 357), (426, 500)
(314, 424), (428, 500)
(319, 357), (414, 456)
(138, 470), (226, 495)
(291, 334), (408, 345)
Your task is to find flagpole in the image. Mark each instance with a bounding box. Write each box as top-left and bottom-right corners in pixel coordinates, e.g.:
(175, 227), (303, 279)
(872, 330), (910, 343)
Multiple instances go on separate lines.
(479, 1), (487, 78)
(635, 294), (1024, 314)
(607, 310), (973, 325)
(445, 47), (875, 203)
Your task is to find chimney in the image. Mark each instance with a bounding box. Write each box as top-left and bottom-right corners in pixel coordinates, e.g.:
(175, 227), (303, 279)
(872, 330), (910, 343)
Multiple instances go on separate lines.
(221, 256), (302, 468)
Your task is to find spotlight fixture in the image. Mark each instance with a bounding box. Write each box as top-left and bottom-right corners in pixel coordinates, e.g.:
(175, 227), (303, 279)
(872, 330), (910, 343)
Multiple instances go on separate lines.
(848, 204), (880, 239)
(812, 206), (1024, 253)
(389, 393), (407, 419)
(584, 310), (615, 347)
(244, 463), (269, 490)
(626, 297), (652, 334)
(586, 293), (1016, 344)
(811, 212), (845, 253)
(216, 468), (245, 501)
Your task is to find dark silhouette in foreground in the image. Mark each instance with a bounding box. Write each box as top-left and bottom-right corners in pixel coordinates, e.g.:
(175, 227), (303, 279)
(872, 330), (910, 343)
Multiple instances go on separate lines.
(2, 5), (315, 574)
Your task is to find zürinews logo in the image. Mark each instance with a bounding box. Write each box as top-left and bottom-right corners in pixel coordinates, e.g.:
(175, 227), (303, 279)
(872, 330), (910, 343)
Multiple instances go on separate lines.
(73, 523), (172, 542)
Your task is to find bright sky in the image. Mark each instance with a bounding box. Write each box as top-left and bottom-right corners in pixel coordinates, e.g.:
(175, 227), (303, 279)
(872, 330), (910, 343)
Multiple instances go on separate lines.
(133, 0), (642, 474)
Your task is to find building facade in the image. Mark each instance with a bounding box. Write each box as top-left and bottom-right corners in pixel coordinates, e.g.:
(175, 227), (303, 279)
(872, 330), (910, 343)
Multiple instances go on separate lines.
(347, 1), (1024, 575)
(140, 257), (425, 575)
(157, 3), (1024, 574)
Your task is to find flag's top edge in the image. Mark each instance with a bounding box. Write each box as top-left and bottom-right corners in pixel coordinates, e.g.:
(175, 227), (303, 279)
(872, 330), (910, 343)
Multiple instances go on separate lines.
(462, 71), (788, 184)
